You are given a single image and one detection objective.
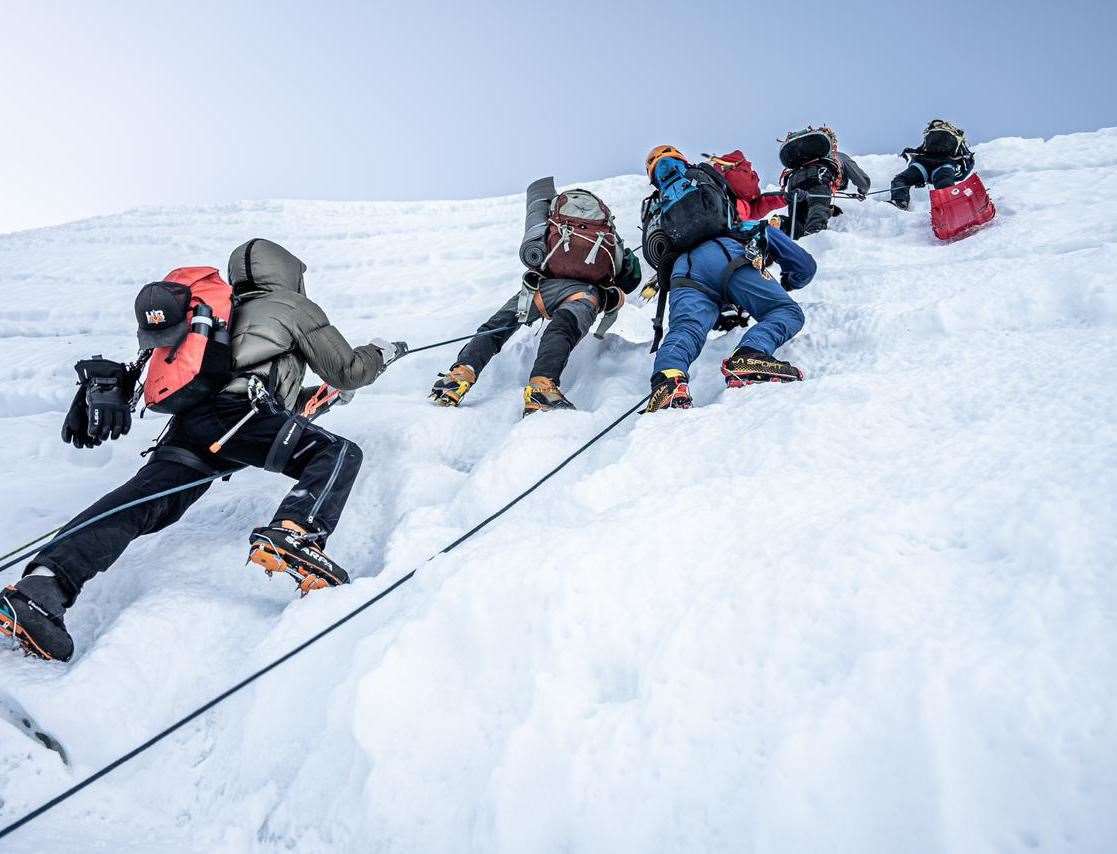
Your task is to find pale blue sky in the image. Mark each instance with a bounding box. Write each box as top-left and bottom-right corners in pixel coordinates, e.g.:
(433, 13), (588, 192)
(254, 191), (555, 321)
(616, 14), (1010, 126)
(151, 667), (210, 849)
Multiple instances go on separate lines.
(1, 0), (1114, 232)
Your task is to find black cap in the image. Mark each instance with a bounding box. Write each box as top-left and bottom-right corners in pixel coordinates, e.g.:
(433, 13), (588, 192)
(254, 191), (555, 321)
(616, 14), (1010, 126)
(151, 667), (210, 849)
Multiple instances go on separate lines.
(135, 281), (191, 349)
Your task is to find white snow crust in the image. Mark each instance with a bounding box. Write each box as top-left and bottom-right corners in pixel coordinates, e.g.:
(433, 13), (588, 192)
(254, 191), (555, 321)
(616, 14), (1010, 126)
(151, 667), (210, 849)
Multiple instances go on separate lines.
(1, 129), (1115, 853)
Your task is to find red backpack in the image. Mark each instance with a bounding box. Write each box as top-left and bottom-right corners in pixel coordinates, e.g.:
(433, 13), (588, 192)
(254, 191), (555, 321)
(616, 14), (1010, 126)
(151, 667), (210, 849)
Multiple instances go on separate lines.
(142, 267), (234, 413)
(708, 151), (763, 203)
(542, 189), (622, 284)
(707, 150), (788, 220)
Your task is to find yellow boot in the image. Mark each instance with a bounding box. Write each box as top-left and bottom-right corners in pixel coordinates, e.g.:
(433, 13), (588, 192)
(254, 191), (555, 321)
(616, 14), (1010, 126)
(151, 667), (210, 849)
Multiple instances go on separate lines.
(522, 376), (576, 416)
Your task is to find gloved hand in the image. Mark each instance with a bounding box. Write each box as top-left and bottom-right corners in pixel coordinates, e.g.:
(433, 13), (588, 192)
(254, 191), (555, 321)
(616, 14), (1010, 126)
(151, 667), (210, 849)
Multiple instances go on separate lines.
(335, 388), (356, 405)
(856, 191), (867, 201)
(75, 357), (136, 443)
(787, 188), (811, 208)
(780, 273), (795, 292)
(714, 308), (749, 331)
(370, 338), (408, 366)
(61, 386), (102, 449)
(615, 248), (643, 294)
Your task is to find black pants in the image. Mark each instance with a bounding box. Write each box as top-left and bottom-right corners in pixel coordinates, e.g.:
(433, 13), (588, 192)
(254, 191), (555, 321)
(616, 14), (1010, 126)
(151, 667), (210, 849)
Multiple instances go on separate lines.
(455, 293), (598, 383)
(784, 179), (834, 239)
(890, 162), (960, 205)
(32, 394), (363, 605)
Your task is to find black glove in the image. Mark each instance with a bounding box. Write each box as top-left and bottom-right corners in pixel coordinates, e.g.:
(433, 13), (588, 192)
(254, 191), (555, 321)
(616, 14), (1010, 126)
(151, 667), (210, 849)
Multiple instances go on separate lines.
(780, 273), (795, 292)
(61, 386), (102, 449)
(616, 247), (643, 294)
(75, 357), (136, 443)
(787, 188), (811, 207)
(714, 308), (749, 331)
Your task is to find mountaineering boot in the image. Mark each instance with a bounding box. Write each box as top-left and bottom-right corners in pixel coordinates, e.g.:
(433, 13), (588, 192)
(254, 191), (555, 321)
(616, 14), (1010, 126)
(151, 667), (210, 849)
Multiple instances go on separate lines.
(721, 347), (804, 387)
(645, 370), (693, 412)
(430, 364), (477, 407)
(248, 521), (350, 596)
(0, 575), (74, 662)
(522, 376), (576, 416)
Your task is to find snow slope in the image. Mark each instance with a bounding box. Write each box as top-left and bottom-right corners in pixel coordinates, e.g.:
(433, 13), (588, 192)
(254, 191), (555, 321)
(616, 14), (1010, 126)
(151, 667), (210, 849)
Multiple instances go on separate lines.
(1, 129), (1115, 853)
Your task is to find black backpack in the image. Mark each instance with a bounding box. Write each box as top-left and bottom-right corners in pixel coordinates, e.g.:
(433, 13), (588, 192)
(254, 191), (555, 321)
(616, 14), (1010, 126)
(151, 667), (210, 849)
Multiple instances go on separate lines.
(649, 161), (737, 254)
(922, 119), (967, 156)
(778, 126), (838, 169)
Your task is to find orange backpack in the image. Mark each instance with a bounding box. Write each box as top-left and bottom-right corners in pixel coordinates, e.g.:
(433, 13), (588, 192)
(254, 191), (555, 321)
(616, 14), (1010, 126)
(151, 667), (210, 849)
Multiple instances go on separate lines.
(141, 267), (234, 413)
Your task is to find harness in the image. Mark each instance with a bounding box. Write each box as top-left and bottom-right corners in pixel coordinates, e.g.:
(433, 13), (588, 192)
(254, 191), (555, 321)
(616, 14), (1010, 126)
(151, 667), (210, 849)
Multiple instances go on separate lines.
(650, 222), (771, 352)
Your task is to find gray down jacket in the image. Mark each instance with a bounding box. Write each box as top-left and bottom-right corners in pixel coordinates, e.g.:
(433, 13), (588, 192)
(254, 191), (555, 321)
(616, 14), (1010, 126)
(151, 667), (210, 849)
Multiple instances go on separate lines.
(222, 238), (385, 409)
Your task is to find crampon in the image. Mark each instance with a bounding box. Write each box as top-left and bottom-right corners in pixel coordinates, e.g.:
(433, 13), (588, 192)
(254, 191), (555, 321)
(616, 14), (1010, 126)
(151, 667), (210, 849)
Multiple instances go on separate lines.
(247, 526), (350, 597)
(721, 348), (804, 387)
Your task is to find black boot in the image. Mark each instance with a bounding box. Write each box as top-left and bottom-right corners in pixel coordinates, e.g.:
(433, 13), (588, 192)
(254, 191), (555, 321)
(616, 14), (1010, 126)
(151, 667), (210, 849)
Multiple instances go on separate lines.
(248, 524), (350, 596)
(890, 175), (914, 210)
(645, 370), (693, 412)
(430, 364), (477, 407)
(0, 575), (74, 662)
(721, 347), (803, 387)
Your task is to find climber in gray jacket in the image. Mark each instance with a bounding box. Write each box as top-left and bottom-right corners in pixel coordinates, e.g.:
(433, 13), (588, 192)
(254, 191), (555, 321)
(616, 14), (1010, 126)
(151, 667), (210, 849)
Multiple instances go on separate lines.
(0, 238), (406, 662)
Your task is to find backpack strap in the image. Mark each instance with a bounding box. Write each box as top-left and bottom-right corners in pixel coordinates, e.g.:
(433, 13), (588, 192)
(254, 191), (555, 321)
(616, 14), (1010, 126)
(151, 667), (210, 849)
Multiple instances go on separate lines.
(147, 443), (239, 477)
(716, 224), (770, 298)
(649, 250), (679, 353)
(650, 276), (670, 353)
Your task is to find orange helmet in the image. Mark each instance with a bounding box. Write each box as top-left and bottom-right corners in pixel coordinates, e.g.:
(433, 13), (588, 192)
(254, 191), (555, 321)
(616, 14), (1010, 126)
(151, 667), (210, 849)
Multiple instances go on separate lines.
(646, 145), (686, 178)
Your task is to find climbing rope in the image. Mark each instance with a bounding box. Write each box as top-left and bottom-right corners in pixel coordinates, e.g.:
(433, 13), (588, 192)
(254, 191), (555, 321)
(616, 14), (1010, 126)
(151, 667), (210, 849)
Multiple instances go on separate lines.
(0, 390), (651, 840)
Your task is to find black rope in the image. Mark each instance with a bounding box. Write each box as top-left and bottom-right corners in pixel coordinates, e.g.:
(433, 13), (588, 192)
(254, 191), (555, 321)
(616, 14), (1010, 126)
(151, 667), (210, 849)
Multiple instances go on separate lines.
(402, 325), (520, 356)
(0, 470), (238, 575)
(0, 391), (651, 840)
(0, 528), (64, 564)
(437, 393), (651, 555)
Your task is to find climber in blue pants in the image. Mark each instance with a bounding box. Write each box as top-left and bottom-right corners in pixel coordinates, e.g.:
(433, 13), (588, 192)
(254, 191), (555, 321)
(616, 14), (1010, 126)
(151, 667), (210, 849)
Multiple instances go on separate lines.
(646, 223), (816, 411)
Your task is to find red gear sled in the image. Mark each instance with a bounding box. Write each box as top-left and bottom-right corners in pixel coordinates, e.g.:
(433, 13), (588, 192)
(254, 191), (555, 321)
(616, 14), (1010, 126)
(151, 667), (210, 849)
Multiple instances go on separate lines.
(930, 173), (996, 240)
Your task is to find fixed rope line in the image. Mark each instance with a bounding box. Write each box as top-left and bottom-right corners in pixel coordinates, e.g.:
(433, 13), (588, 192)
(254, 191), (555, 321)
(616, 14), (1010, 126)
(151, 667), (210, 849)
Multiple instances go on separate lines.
(0, 469), (238, 575)
(0, 390), (651, 840)
(401, 324), (519, 356)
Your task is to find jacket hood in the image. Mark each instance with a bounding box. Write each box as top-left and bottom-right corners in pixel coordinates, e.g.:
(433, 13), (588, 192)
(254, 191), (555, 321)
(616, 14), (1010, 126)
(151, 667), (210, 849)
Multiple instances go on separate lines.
(228, 238), (307, 296)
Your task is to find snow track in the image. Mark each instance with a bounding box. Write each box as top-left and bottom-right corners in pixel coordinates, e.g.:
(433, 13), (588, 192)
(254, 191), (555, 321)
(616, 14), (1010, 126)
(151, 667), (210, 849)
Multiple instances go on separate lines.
(1, 131), (1115, 852)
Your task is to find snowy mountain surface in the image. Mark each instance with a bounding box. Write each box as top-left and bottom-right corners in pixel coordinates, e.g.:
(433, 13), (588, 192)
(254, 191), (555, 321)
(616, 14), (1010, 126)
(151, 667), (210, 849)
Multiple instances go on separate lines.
(1, 129), (1115, 853)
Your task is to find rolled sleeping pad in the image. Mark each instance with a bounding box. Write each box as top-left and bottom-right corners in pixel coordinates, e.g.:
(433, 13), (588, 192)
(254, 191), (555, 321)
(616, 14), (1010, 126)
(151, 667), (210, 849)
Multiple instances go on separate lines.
(642, 224), (672, 270)
(519, 176), (557, 269)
